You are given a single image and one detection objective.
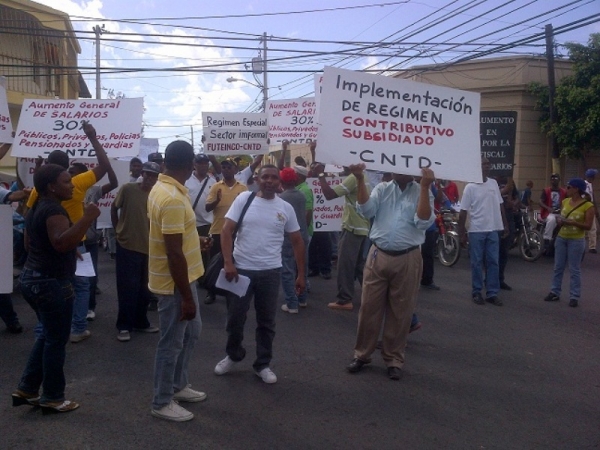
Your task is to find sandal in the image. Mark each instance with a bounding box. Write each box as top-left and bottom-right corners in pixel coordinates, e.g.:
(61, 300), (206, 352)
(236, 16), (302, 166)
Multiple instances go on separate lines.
(40, 400), (80, 415)
(12, 390), (41, 407)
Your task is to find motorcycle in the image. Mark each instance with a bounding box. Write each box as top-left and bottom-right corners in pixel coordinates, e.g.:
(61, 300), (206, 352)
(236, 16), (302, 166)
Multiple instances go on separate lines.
(512, 207), (544, 262)
(435, 208), (461, 266)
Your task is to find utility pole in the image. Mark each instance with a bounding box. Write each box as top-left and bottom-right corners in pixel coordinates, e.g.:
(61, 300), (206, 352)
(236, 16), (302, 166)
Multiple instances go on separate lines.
(93, 24), (105, 100)
(190, 125), (194, 149)
(261, 32), (268, 112)
(545, 24), (559, 173)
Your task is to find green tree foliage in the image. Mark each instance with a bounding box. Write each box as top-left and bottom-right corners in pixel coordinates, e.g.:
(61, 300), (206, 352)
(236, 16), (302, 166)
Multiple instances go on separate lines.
(530, 33), (600, 159)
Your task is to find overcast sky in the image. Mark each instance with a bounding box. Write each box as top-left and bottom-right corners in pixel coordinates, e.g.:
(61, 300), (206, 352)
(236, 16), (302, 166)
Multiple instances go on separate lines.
(33, 0), (600, 150)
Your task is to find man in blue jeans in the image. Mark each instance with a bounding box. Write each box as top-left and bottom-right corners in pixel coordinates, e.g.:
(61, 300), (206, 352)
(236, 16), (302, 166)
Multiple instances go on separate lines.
(214, 165), (305, 384)
(458, 158), (508, 306)
(148, 141), (208, 422)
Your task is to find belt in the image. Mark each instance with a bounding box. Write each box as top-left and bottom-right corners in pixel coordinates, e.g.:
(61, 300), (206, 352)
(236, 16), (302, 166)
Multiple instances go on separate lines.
(374, 244), (419, 257)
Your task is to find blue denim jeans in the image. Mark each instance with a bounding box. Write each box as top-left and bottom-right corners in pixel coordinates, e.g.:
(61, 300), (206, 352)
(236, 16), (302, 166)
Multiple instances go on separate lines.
(116, 242), (151, 331)
(551, 236), (585, 300)
(71, 274), (90, 334)
(18, 269), (74, 403)
(84, 240), (99, 311)
(0, 293), (19, 327)
(281, 240), (308, 309)
(152, 284), (201, 410)
(468, 231), (500, 297)
(225, 268), (281, 371)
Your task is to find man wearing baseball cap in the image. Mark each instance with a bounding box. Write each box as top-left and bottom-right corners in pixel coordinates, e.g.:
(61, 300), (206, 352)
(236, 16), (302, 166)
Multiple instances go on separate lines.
(111, 161), (161, 342)
(584, 169), (599, 253)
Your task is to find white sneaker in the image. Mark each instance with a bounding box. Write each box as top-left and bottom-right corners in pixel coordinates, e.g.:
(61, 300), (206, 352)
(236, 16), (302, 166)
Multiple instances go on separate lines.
(214, 356), (236, 375)
(117, 330), (131, 342)
(151, 400), (194, 422)
(281, 304), (299, 314)
(255, 367), (277, 384)
(173, 384), (207, 403)
(86, 310), (96, 321)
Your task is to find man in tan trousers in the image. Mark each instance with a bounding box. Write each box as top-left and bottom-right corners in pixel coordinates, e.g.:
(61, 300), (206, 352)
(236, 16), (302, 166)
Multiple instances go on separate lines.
(345, 164), (435, 380)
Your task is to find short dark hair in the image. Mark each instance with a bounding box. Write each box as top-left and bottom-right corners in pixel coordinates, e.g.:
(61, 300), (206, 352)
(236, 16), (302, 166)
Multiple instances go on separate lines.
(48, 150), (69, 169)
(34, 163), (67, 195)
(130, 157), (142, 166)
(164, 140), (194, 170)
(70, 162), (88, 174)
(258, 164), (279, 177)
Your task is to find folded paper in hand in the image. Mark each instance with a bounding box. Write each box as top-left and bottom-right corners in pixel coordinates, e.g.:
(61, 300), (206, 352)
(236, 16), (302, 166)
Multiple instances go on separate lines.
(216, 269), (250, 297)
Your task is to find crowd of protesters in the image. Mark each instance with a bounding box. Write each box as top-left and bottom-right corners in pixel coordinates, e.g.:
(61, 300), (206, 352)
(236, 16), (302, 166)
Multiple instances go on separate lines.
(1, 126), (597, 421)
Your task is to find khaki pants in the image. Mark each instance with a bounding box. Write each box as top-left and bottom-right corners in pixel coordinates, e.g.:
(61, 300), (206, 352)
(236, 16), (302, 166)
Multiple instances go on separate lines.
(586, 218), (597, 250)
(354, 245), (422, 369)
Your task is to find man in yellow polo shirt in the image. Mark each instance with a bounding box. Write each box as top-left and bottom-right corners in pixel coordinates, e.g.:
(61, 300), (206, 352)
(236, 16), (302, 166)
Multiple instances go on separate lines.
(26, 122), (113, 343)
(148, 140), (205, 422)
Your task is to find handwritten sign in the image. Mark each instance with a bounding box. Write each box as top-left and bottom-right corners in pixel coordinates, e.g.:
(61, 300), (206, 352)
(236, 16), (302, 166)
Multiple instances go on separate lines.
(266, 98), (317, 144)
(317, 66), (482, 183)
(17, 158), (131, 229)
(0, 77), (13, 144)
(480, 111), (517, 177)
(11, 98), (144, 158)
(202, 112), (268, 155)
(309, 176), (344, 232)
(0, 206), (12, 293)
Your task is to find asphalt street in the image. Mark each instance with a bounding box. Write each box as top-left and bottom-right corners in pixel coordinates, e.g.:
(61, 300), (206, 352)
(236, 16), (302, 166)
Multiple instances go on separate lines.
(1, 246), (599, 449)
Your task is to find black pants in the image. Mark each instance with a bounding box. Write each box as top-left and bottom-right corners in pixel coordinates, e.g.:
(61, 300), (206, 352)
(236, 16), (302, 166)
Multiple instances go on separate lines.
(308, 232), (332, 275)
(421, 229), (438, 285)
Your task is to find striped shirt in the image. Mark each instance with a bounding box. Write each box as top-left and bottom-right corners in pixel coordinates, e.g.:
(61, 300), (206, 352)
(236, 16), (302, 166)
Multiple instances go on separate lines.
(147, 174), (204, 294)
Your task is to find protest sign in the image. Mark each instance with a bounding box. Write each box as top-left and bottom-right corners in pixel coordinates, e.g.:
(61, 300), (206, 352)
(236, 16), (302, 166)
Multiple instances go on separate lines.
(202, 112), (268, 155)
(0, 77), (13, 144)
(309, 176), (344, 232)
(266, 98), (317, 144)
(314, 73), (323, 122)
(17, 158), (131, 229)
(11, 98), (144, 158)
(480, 111), (517, 177)
(138, 138), (160, 162)
(0, 206), (12, 293)
(317, 66), (482, 183)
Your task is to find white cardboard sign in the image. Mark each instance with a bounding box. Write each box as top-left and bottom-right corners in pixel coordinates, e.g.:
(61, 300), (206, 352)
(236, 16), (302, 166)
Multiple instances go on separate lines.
(309, 176), (344, 232)
(11, 98), (144, 158)
(17, 158), (131, 229)
(266, 98), (317, 144)
(0, 78), (13, 144)
(202, 112), (268, 155)
(317, 67), (482, 183)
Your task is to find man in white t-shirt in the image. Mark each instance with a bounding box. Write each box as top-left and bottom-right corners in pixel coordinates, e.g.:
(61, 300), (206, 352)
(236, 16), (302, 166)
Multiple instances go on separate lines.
(458, 158), (508, 306)
(185, 154), (217, 273)
(584, 169), (599, 253)
(213, 164), (306, 384)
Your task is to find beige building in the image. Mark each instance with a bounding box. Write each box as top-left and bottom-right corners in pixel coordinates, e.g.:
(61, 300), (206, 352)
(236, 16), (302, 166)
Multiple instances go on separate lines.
(0, 0), (90, 180)
(396, 55), (599, 199)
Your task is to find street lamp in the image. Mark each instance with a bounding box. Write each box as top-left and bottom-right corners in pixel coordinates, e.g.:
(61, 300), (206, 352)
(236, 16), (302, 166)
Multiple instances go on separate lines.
(227, 77), (267, 112)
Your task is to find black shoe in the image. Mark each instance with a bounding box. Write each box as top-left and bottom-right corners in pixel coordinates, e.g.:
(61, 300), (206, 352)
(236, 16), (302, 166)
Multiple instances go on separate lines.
(421, 283), (440, 291)
(204, 293), (216, 305)
(346, 358), (367, 373)
(590, 249), (597, 254)
(485, 296), (503, 306)
(500, 282), (512, 291)
(544, 292), (559, 302)
(321, 272), (332, 280)
(387, 367), (402, 380)
(7, 323), (23, 334)
(472, 293), (485, 305)
(569, 298), (579, 307)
